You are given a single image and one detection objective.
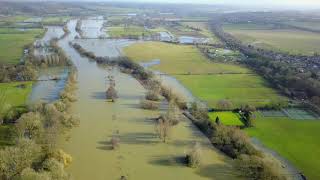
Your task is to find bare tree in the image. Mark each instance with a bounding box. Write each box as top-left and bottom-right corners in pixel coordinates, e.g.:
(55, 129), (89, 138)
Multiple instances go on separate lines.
(155, 118), (171, 143)
(106, 75), (118, 102)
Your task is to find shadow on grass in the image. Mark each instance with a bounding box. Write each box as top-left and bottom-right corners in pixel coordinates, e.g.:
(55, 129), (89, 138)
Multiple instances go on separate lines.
(196, 164), (240, 180)
(149, 156), (186, 167)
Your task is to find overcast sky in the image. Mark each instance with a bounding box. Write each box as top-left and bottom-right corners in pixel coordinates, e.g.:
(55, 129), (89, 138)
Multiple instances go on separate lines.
(4, 0), (320, 9)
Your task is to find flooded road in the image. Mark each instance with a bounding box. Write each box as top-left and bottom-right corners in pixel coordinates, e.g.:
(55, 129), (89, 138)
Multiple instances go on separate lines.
(58, 19), (239, 180)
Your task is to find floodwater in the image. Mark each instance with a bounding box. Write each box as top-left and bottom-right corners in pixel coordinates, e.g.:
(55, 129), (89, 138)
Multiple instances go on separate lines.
(29, 67), (69, 103)
(80, 16), (106, 38)
(74, 39), (135, 57)
(29, 26), (69, 103)
(58, 19), (239, 180)
(139, 59), (196, 104)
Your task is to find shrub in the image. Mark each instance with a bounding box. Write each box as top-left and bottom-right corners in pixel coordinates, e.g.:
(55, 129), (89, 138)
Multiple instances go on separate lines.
(145, 90), (160, 101)
(140, 99), (159, 110)
(106, 85), (118, 102)
(111, 136), (120, 150)
(185, 142), (202, 168)
(234, 155), (287, 180)
(217, 99), (233, 110)
(52, 149), (73, 167)
(210, 124), (259, 158)
(155, 118), (171, 143)
(20, 168), (50, 180)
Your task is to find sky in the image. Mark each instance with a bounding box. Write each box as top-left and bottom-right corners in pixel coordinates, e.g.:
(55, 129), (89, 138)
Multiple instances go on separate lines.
(124, 0), (320, 7)
(4, 0), (320, 9)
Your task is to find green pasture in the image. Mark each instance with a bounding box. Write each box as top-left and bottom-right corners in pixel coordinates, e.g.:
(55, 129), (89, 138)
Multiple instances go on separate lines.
(0, 82), (33, 116)
(223, 23), (320, 55)
(124, 41), (249, 74)
(42, 16), (71, 25)
(107, 25), (152, 38)
(0, 28), (44, 64)
(246, 112), (320, 180)
(176, 74), (286, 108)
(208, 111), (243, 126)
(124, 42), (285, 108)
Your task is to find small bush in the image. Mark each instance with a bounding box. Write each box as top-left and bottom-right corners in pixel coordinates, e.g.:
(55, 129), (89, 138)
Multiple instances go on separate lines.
(111, 136), (120, 150)
(234, 155), (287, 180)
(145, 90), (160, 101)
(140, 100), (159, 110)
(186, 142), (202, 168)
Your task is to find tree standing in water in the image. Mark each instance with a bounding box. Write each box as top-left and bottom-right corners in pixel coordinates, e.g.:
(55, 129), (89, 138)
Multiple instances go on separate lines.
(106, 75), (118, 102)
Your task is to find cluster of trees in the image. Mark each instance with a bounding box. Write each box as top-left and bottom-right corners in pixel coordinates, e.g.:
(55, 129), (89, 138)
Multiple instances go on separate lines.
(75, 20), (83, 38)
(0, 62), (37, 83)
(31, 39), (72, 67)
(188, 103), (286, 179)
(0, 69), (78, 179)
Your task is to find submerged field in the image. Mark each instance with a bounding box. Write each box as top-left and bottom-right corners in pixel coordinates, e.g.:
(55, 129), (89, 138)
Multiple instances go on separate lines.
(223, 23), (320, 55)
(246, 113), (320, 180)
(0, 28), (44, 64)
(124, 42), (286, 108)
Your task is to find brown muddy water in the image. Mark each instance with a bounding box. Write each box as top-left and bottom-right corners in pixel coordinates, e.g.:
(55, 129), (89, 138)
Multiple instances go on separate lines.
(57, 19), (240, 180)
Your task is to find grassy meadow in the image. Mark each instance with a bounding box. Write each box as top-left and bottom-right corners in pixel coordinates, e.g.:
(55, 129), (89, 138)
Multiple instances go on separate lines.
(42, 16), (71, 25)
(0, 82), (33, 116)
(223, 23), (320, 55)
(208, 111), (243, 126)
(0, 28), (44, 64)
(107, 25), (152, 38)
(176, 74), (286, 108)
(181, 21), (220, 43)
(124, 42), (286, 108)
(246, 113), (320, 180)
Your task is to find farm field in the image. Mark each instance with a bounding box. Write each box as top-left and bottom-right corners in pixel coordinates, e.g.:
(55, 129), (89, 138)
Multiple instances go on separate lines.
(0, 82), (33, 116)
(0, 28), (44, 64)
(124, 42), (286, 108)
(284, 21), (320, 31)
(181, 21), (220, 43)
(124, 41), (249, 74)
(107, 25), (152, 38)
(223, 23), (320, 55)
(176, 74), (286, 108)
(42, 16), (71, 25)
(246, 113), (320, 180)
(208, 111), (243, 126)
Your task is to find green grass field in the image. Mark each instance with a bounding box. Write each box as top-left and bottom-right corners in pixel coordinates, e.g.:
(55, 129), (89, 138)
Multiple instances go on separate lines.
(208, 111), (243, 126)
(42, 16), (70, 25)
(284, 21), (320, 31)
(246, 113), (320, 180)
(0, 125), (15, 147)
(223, 23), (320, 55)
(0, 82), (33, 116)
(181, 21), (220, 43)
(0, 28), (44, 64)
(107, 25), (152, 38)
(124, 41), (249, 74)
(124, 42), (286, 108)
(176, 74), (286, 108)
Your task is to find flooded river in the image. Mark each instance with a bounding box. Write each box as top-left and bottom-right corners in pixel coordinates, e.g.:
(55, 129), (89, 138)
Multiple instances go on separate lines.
(57, 19), (239, 180)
